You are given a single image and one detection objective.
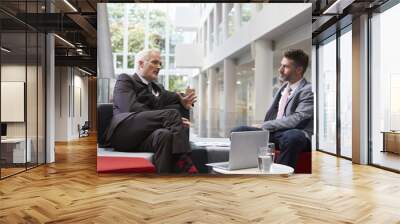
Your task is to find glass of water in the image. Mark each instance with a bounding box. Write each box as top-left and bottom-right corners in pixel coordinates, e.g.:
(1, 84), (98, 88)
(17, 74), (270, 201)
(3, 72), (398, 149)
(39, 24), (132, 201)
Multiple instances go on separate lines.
(258, 143), (275, 173)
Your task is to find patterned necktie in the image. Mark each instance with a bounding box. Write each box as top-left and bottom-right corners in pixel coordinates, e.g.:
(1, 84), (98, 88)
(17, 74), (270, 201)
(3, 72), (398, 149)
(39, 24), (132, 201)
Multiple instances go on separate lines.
(276, 86), (292, 119)
(148, 82), (153, 94)
(148, 82), (159, 97)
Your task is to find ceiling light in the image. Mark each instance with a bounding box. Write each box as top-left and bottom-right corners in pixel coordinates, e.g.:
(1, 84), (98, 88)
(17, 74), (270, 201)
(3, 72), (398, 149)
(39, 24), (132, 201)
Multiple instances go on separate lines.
(63, 0), (78, 12)
(78, 67), (92, 76)
(54, 34), (75, 48)
(1, 47), (11, 53)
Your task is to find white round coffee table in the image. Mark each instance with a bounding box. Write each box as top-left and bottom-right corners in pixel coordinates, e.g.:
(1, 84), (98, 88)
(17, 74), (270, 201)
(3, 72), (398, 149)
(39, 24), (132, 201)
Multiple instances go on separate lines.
(212, 163), (294, 175)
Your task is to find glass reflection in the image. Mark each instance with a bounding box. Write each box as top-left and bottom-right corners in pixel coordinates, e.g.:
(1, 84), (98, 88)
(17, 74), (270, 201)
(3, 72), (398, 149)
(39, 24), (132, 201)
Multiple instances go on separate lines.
(1, 31), (28, 177)
(339, 29), (352, 158)
(318, 37), (337, 154)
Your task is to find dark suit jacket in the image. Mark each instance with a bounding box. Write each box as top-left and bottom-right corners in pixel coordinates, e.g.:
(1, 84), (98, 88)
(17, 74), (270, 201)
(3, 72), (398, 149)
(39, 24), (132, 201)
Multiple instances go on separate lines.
(105, 73), (180, 143)
(262, 79), (314, 139)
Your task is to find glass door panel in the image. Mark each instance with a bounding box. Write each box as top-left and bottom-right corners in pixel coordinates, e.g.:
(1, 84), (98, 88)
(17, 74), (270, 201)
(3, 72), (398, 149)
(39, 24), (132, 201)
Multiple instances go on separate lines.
(317, 36), (337, 154)
(339, 28), (352, 158)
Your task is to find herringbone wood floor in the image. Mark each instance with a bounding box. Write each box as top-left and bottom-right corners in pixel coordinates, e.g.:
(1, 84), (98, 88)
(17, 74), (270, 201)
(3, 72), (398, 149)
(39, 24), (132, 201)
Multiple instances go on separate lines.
(1, 134), (400, 224)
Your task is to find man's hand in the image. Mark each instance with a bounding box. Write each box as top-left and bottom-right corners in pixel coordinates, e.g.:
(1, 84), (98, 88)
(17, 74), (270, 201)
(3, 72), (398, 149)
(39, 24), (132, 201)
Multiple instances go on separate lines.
(252, 123), (262, 129)
(178, 92), (197, 110)
(181, 117), (191, 128)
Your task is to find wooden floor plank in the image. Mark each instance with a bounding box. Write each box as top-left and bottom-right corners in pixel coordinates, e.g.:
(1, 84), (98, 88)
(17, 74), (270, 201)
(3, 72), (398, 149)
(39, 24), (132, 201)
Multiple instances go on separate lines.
(0, 135), (400, 223)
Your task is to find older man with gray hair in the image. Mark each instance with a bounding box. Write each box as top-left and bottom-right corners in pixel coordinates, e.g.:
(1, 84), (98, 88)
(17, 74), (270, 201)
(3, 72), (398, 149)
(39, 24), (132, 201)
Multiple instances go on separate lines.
(105, 49), (197, 173)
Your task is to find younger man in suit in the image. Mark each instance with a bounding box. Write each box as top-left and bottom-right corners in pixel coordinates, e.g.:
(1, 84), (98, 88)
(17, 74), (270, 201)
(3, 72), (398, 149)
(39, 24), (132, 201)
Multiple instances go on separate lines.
(106, 49), (197, 173)
(231, 49), (313, 169)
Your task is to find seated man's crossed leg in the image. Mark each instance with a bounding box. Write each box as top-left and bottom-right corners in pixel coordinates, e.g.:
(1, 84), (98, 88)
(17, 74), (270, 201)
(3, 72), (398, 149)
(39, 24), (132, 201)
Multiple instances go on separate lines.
(111, 108), (195, 173)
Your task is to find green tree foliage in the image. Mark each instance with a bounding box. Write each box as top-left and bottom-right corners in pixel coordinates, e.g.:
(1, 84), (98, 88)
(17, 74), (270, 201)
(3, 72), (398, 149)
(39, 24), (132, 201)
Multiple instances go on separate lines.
(108, 4), (124, 52)
(128, 5), (146, 53)
(108, 3), (124, 21)
(149, 10), (167, 52)
(110, 27), (123, 52)
(149, 33), (164, 51)
(241, 4), (252, 23)
(108, 4), (169, 54)
(169, 75), (188, 93)
(128, 26), (145, 53)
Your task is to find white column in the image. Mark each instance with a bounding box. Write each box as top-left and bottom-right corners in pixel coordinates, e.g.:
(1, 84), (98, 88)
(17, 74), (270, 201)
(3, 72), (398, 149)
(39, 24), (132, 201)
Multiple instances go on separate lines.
(198, 72), (208, 137)
(214, 5), (219, 48)
(254, 39), (274, 123)
(203, 22), (207, 57)
(46, 1), (55, 163)
(190, 75), (199, 135)
(55, 67), (69, 142)
(234, 3), (241, 31)
(46, 32), (55, 163)
(222, 59), (236, 137)
(312, 45), (317, 151)
(97, 3), (115, 79)
(67, 68), (74, 140)
(207, 15), (212, 54)
(352, 14), (369, 165)
(207, 68), (218, 137)
(222, 3), (229, 40)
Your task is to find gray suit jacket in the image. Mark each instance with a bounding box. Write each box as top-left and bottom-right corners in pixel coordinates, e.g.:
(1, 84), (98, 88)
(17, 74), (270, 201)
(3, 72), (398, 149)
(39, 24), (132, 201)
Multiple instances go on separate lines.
(262, 79), (314, 139)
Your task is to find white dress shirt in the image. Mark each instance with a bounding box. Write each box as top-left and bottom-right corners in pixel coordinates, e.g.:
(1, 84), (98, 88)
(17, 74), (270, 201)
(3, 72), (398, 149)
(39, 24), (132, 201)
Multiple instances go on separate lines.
(136, 72), (159, 97)
(281, 78), (303, 99)
(277, 78), (303, 118)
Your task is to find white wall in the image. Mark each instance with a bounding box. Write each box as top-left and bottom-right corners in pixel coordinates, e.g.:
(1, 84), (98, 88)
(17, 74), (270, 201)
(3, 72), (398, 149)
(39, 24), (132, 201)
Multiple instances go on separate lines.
(175, 4), (311, 71)
(1, 65), (41, 137)
(55, 67), (69, 141)
(202, 4), (311, 70)
(73, 74), (89, 137)
(1, 65), (26, 140)
(1, 63), (46, 162)
(174, 6), (200, 29)
(54, 67), (89, 141)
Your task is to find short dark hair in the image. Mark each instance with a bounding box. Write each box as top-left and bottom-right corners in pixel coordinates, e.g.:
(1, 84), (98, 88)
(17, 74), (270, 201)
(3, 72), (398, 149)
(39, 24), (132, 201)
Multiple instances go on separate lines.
(283, 49), (309, 75)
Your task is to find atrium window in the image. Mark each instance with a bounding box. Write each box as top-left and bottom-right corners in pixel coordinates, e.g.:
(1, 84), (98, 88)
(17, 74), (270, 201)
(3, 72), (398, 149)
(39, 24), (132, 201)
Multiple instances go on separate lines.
(227, 3), (235, 37)
(339, 27), (352, 158)
(241, 4), (252, 24)
(317, 35), (337, 155)
(371, 2), (400, 171)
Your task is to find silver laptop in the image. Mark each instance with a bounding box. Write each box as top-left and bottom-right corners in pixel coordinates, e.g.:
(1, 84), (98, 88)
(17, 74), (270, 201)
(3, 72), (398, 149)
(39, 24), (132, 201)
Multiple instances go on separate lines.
(207, 130), (269, 170)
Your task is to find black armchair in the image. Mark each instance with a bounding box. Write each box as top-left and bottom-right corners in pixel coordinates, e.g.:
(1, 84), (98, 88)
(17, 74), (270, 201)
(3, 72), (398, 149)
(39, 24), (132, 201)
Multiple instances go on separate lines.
(97, 103), (113, 147)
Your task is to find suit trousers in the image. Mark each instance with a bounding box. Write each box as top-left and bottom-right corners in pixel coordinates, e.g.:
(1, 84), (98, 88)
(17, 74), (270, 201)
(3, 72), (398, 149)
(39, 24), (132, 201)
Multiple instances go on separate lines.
(230, 126), (311, 169)
(110, 108), (190, 173)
